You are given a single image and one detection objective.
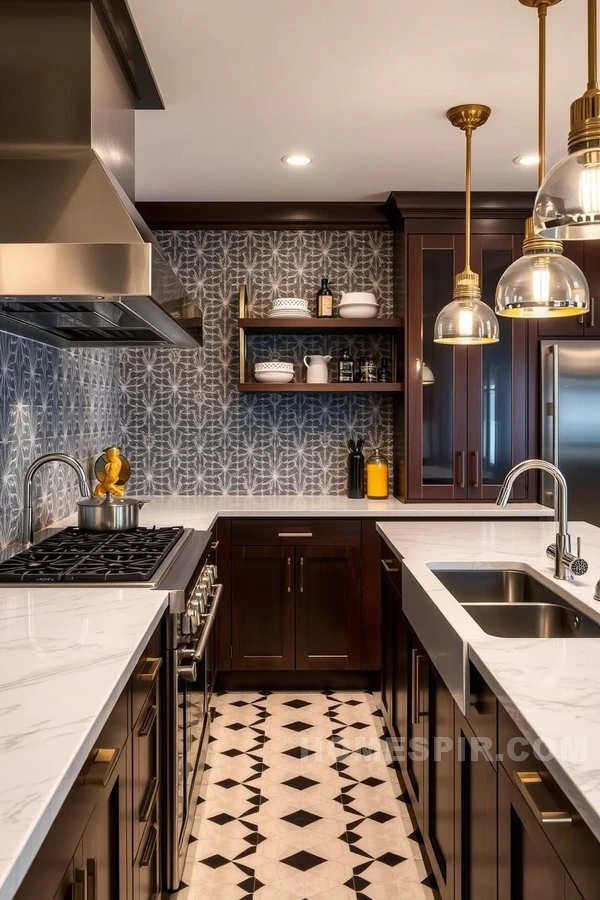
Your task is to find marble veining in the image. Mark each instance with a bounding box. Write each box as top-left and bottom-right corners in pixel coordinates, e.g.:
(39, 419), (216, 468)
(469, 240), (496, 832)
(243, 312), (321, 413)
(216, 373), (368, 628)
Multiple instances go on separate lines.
(0, 585), (168, 900)
(377, 518), (600, 842)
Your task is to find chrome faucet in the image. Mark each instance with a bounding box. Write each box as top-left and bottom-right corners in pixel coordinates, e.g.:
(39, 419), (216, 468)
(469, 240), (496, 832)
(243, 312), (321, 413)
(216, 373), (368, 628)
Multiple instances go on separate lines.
(496, 459), (588, 581)
(23, 453), (91, 547)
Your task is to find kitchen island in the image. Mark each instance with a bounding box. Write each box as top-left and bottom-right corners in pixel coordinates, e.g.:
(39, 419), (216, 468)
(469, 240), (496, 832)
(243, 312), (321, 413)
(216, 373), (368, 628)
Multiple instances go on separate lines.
(378, 518), (600, 899)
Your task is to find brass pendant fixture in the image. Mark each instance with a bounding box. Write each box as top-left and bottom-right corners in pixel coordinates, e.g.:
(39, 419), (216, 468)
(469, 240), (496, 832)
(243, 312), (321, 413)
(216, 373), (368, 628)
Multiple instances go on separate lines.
(496, 0), (590, 318)
(534, 0), (600, 238)
(434, 105), (500, 344)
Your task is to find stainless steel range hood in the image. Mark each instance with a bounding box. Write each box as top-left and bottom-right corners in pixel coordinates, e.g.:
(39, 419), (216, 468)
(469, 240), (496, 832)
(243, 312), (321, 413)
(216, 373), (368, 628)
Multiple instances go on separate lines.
(0, 0), (201, 348)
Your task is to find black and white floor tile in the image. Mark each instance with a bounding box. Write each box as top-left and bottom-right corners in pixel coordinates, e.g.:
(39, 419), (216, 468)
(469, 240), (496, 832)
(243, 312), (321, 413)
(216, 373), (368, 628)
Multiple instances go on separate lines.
(174, 691), (438, 900)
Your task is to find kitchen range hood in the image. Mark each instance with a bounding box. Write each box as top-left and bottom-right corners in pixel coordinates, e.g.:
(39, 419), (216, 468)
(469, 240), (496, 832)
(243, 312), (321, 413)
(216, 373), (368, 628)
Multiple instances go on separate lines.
(0, 0), (201, 348)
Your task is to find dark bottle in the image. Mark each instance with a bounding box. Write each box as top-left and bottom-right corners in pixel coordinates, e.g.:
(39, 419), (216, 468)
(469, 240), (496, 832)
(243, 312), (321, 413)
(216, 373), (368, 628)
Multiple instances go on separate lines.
(316, 278), (334, 317)
(378, 358), (392, 383)
(338, 349), (354, 383)
(347, 440), (365, 499)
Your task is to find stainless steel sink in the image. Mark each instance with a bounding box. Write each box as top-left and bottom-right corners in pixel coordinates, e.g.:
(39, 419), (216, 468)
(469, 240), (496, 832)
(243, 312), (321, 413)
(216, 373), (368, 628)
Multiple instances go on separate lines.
(431, 568), (600, 638)
(432, 569), (559, 605)
(461, 602), (600, 638)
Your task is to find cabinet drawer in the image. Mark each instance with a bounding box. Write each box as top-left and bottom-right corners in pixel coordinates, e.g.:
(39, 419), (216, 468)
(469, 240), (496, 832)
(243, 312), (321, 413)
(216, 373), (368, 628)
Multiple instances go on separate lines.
(133, 807), (160, 900)
(467, 661), (498, 767)
(133, 681), (160, 857)
(499, 705), (598, 899)
(131, 623), (163, 728)
(231, 519), (361, 546)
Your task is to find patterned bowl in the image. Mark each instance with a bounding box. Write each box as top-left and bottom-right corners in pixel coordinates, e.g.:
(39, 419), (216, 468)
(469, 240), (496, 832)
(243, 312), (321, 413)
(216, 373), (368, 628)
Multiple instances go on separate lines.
(272, 297), (309, 310)
(255, 361), (295, 373)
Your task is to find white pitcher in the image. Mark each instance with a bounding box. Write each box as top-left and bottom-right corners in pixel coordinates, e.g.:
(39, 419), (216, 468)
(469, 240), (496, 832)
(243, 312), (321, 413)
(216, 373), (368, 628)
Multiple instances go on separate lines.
(304, 354), (331, 384)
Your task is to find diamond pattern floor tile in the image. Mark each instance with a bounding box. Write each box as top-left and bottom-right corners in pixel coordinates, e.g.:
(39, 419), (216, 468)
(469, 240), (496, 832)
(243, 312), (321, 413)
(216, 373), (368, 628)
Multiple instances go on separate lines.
(171, 691), (439, 900)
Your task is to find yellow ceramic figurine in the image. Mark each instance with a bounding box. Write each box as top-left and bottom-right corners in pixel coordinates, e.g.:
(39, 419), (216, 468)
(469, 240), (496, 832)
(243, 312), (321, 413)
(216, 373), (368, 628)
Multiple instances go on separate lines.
(94, 446), (126, 497)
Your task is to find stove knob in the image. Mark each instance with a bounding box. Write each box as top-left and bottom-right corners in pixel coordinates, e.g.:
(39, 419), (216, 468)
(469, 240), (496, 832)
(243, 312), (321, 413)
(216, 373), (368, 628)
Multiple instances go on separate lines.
(177, 661), (197, 683)
(180, 614), (192, 636)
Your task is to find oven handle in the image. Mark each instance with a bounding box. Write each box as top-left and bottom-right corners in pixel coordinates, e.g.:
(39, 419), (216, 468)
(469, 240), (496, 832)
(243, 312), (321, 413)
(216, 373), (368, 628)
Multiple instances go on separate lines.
(191, 583), (223, 663)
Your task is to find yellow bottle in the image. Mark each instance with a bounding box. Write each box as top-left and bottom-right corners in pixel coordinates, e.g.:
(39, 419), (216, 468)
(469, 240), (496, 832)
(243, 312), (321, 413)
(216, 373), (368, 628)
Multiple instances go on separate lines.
(366, 447), (389, 499)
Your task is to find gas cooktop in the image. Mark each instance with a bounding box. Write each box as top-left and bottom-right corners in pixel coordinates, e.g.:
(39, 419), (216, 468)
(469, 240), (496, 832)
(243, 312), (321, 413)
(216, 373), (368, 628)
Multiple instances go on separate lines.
(0, 526), (186, 584)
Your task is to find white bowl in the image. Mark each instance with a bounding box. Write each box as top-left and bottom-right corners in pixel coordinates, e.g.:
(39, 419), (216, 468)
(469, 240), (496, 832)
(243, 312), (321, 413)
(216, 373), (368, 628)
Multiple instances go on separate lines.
(272, 297), (309, 309)
(339, 292), (377, 306)
(254, 371), (295, 383)
(268, 310), (312, 318)
(338, 303), (379, 319)
(255, 361), (295, 373)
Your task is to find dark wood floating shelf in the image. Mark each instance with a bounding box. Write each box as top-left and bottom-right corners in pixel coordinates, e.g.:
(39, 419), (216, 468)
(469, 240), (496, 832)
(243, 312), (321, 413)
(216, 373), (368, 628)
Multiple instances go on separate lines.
(239, 317), (403, 333)
(238, 382), (404, 393)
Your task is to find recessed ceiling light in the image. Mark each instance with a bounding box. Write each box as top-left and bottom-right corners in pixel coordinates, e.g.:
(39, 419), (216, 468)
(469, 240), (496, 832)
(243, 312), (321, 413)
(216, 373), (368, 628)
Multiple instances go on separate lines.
(282, 154), (312, 166)
(513, 154), (540, 167)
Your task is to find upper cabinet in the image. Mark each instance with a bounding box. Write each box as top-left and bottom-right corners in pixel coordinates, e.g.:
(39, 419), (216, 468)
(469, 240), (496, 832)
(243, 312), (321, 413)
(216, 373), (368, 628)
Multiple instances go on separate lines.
(404, 228), (534, 501)
(538, 242), (600, 338)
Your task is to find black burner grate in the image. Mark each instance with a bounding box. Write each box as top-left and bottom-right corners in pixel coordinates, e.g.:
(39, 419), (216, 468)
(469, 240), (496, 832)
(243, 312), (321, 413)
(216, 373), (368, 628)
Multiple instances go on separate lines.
(0, 526), (185, 583)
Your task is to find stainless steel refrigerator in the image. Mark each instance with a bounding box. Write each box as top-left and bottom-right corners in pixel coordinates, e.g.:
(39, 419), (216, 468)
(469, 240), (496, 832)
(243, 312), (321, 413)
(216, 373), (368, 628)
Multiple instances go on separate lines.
(541, 341), (600, 526)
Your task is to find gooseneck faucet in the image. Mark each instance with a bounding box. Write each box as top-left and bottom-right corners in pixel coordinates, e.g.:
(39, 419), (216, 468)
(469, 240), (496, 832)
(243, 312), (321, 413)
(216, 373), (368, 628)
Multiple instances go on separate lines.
(496, 459), (588, 581)
(23, 453), (91, 547)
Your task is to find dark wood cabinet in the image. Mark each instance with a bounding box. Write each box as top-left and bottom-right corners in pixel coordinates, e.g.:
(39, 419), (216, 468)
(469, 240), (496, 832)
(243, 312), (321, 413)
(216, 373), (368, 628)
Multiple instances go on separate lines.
(404, 230), (534, 501)
(380, 558), (400, 729)
(425, 664), (455, 900)
(295, 544), (361, 669)
(231, 523), (364, 672)
(455, 712), (497, 900)
(538, 242), (600, 339)
(15, 621), (164, 900)
(231, 545), (295, 669)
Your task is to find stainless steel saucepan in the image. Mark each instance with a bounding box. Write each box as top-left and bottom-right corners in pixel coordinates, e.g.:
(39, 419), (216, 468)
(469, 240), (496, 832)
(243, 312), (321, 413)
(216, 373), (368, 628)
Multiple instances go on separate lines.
(77, 493), (148, 531)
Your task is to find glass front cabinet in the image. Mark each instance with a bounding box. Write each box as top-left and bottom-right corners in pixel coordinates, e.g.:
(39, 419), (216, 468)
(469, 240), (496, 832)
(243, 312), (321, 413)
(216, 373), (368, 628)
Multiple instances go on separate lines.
(406, 231), (535, 501)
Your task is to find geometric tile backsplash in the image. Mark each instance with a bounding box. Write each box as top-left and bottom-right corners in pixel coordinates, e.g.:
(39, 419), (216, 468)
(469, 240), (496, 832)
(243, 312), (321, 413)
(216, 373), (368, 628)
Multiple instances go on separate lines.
(120, 229), (395, 496)
(0, 335), (120, 548)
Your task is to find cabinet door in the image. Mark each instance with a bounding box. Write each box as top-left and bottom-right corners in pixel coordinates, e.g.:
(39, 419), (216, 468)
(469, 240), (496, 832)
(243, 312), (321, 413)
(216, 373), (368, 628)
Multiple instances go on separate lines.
(468, 235), (531, 499)
(582, 243), (600, 336)
(295, 545), (361, 669)
(380, 559), (398, 730)
(538, 243), (587, 339)
(404, 628), (427, 828)
(406, 234), (469, 500)
(81, 742), (130, 900)
(424, 665), (455, 900)
(497, 765), (567, 900)
(455, 713), (497, 900)
(232, 546), (295, 669)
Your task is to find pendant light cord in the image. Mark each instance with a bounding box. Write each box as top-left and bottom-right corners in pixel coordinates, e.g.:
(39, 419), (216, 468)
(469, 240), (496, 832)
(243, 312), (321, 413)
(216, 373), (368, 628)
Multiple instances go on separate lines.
(464, 125), (472, 271)
(538, 2), (548, 186)
(589, 0), (598, 88)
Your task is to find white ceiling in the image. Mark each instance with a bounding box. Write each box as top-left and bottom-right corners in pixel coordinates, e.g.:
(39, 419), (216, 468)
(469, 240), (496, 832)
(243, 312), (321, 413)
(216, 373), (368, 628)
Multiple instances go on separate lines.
(129, 0), (589, 202)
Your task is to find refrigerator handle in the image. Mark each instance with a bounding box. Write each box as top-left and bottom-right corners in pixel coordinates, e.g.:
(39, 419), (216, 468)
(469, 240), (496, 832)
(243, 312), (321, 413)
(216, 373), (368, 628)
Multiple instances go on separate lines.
(551, 344), (559, 468)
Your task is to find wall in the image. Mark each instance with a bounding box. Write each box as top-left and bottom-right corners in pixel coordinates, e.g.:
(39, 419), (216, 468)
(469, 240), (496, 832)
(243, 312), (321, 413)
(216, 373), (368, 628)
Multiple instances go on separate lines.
(0, 334), (120, 548)
(120, 229), (395, 495)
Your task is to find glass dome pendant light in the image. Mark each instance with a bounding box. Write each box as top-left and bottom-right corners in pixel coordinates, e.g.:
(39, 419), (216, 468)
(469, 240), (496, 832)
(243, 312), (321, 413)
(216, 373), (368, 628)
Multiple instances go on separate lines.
(434, 106), (500, 344)
(496, 0), (590, 317)
(534, 0), (600, 238)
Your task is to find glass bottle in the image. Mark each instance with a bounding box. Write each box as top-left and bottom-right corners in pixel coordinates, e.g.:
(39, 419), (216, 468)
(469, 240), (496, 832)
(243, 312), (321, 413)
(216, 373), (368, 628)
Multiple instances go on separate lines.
(366, 447), (389, 499)
(316, 278), (334, 317)
(338, 349), (354, 383)
(378, 358), (392, 383)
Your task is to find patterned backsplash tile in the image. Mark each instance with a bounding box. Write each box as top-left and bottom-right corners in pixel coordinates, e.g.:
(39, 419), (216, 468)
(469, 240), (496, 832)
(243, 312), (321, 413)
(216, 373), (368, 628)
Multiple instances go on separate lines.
(120, 229), (395, 496)
(0, 334), (120, 548)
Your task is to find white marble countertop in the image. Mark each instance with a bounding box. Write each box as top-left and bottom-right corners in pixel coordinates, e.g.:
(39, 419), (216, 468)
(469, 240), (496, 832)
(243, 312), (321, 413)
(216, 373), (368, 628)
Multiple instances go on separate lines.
(0, 585), (168, 900)
(50, 494), (553, 536)
(377, 518), (600, 842)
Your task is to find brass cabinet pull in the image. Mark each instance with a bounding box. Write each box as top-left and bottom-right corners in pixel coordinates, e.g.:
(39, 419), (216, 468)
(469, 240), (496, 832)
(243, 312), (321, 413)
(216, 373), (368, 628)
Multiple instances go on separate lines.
(411, 649), (420, 726)
(86, 858), (98, 900)
(140, 776), (159, 823)
(591, 296), (596, 328)
(138, 703), (158, 737)
(471, 450), (480, 488)
(382, 559), (400, 574)
(73, 867), (86, 900)
(300, 557), (305, 593)
(278, 532), (313, 538)
(82, 747), (120, 786)
(515, 772), (573, 825)
(211, 539), (220, 552)
(139, 657), (162, 682)
(140, 824), (158, 867)
(455, 451), (466, 489)
(286, 556), (291, 594)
